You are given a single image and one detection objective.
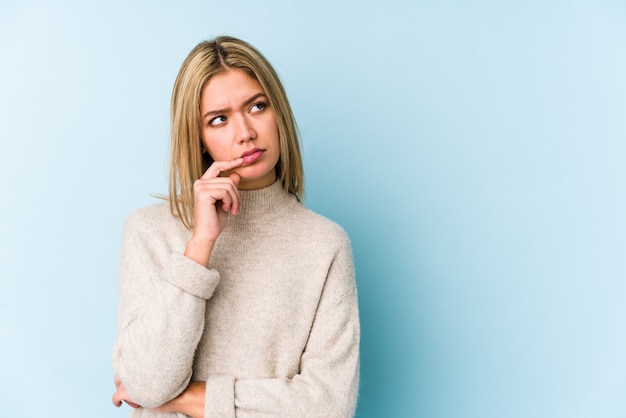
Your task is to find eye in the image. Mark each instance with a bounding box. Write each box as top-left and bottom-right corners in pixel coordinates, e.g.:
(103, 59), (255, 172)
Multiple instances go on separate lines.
(250, 102), (266, 113)
(209, 115), (227, 127)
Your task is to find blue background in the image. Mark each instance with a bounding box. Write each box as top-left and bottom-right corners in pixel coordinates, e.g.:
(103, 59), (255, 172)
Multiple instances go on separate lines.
(1, 1), (625, 417)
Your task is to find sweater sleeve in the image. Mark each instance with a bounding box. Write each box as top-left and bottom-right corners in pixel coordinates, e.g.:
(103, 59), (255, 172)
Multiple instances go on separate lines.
(203, 234), (360, 418)
(111, 211), (220, 408)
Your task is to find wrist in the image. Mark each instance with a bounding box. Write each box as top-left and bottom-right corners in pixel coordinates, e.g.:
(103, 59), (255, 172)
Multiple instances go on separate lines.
(184, 236), (216, 267)
(179, 381), (206, 418)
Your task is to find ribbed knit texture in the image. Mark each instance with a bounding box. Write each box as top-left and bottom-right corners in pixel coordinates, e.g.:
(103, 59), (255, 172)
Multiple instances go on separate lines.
(112, 181), (360, 417)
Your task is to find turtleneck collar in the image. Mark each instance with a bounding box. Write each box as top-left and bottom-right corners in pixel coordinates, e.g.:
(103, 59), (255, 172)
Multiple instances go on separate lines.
(236, 180), (296, 218)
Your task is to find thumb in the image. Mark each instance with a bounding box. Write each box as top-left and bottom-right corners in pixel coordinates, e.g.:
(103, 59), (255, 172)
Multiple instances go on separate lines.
(229, 172), (241, 187)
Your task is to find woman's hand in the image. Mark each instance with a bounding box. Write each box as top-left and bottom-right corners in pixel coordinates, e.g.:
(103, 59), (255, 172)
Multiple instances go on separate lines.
(151, 381), (206, 418)
(112, 376), (140, 409)
(112, 377), (205, 417)
(185, 158), (243, 266)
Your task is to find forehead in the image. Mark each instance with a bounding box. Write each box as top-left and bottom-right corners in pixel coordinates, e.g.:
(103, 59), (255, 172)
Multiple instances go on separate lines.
(201, 68), (264, 108)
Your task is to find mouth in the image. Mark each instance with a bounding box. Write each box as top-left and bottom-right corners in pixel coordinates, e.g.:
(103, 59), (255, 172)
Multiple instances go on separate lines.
(240, 148), (264, 165)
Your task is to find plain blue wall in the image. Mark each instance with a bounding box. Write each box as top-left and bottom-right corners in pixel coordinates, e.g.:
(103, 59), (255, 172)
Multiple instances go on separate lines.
(1, 1), (625, 417)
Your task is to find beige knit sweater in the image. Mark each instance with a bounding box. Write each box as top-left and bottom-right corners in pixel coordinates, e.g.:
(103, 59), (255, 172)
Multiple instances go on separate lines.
(112, 181), (360, 417)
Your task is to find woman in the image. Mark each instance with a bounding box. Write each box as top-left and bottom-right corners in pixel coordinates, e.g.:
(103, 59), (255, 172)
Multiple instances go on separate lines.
(111, 36), (360, 417)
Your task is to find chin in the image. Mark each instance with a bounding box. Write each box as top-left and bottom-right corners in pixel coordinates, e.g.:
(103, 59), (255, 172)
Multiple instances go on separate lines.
(239, 164), (272, 177)
(237, 166), (276, 186)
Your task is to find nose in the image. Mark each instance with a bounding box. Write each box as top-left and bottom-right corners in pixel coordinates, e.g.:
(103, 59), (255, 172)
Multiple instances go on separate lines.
(234, 113), (256, 143)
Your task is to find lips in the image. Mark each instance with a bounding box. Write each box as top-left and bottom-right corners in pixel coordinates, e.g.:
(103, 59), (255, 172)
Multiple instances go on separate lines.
(240, 148), (264, 165)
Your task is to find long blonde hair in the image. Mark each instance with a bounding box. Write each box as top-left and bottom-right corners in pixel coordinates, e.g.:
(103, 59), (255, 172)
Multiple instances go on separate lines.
(169, 36), (304, 229)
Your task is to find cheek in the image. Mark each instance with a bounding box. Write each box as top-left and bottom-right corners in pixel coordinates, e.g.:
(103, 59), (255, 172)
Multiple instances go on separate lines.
(265, 121), (280, 147)
(201, 136), (228, 160)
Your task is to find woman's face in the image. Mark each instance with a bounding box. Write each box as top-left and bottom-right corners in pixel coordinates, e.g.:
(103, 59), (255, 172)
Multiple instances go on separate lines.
(199, 68), (280, 190)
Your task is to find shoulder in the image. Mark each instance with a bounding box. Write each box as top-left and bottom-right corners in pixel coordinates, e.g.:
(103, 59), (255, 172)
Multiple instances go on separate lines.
(296, 207), (357, 302)
(122, 201), (189, 249)
(286, 203), (352, 252)
(124, 201), (176, 231)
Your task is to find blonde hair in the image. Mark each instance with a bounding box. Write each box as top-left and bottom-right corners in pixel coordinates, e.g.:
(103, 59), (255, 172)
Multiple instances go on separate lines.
(168, 36), (304, 229)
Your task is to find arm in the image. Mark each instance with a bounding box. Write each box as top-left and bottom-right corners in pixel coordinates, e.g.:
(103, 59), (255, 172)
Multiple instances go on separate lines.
(112, 159), (244, 408)
(111, 216), (220, 408)
(233, 281), (360, 418)
(157, 234), (360, 418)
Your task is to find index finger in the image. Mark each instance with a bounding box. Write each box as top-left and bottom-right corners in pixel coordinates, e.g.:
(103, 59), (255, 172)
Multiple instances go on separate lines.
(201, 158), (244, 179)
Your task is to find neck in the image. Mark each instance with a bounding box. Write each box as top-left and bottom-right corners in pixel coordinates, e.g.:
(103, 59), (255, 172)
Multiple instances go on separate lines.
(236, 180), (294, 218)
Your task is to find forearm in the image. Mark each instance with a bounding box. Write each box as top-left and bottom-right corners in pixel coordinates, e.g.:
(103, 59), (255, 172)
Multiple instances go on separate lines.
(158, 362), (359, 418)
(206, 290), (360, 418)
(114, 238), (220, 407)
(233, 365), (359, 418)
(151, 381), (206, 418)
(113, 275), (207, 406)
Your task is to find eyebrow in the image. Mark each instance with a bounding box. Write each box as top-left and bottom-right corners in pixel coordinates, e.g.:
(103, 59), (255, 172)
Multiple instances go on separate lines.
(202, 92), (267, 120)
